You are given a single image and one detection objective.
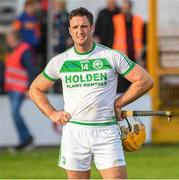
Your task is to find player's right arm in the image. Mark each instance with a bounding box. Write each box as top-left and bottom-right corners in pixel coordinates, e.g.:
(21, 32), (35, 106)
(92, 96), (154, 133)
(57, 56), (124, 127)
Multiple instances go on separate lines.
(29, 73), (71, 125)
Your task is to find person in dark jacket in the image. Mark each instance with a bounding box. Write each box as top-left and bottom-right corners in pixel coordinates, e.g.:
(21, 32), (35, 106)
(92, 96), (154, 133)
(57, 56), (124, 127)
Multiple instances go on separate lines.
(94, 0), (120, 48)
(53, 0), (73, 53)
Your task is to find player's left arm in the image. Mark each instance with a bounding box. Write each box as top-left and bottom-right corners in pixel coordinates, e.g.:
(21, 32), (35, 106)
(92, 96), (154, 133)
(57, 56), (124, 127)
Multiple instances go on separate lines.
(114, 64), (153, 120)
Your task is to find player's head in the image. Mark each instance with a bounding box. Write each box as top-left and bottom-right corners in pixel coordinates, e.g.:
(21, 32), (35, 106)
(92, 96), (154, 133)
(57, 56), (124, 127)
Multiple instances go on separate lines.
(121, 0), (133, 14)
(68, 7), (94, 46)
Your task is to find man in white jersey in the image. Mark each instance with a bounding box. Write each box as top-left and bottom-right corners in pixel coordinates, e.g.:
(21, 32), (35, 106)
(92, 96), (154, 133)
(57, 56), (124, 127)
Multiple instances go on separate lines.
(29, 7), (153, 179)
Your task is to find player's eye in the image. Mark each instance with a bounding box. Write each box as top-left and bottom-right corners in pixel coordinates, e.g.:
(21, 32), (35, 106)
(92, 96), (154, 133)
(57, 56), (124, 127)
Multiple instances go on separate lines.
(72, 26), (78, 29)
(81, 25), (88, 28)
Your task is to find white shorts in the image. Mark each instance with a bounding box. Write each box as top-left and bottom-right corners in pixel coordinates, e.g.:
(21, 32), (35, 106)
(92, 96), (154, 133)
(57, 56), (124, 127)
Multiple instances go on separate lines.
(58, 122), (126, 171)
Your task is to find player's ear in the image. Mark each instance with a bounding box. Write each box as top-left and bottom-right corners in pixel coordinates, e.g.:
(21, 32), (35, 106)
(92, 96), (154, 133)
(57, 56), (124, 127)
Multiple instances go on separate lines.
(91, 24), (95, 34)
(69, 27), (72, 36)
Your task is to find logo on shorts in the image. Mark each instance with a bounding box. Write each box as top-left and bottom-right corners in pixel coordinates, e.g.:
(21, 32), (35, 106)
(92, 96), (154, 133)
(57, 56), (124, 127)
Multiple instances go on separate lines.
(114, 159), (124, 165)
(62, 156), (66, 165)
(93, 60), (103, 69)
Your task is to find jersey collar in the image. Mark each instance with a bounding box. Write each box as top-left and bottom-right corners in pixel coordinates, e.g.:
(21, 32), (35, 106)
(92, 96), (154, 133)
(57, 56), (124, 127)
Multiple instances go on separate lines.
(74, 42), (96, 55)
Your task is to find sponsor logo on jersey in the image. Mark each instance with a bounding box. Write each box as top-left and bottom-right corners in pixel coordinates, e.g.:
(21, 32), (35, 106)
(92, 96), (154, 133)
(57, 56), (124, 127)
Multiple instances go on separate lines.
(65, 72), (108, 88)
(65, 72), (107, 84)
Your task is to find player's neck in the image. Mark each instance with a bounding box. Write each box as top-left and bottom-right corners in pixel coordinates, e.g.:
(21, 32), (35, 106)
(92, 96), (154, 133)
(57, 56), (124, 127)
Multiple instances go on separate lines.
(74, 40), (94, 54)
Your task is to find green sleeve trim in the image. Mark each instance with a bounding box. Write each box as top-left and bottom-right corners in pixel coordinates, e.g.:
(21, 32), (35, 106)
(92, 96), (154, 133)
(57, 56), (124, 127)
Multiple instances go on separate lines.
(121, 63), (136, 76)
(113, 49), (134, 66)
(42, 71), (57, 81)
(69, 121), (117, 126)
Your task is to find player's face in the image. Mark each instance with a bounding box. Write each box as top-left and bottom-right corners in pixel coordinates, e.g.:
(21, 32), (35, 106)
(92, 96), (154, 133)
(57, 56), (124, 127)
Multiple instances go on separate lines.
(69, 16), (94, 46)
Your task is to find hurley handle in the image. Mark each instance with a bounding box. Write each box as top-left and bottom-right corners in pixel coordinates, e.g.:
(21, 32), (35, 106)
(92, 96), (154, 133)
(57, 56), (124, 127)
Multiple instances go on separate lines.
(121, 111), (172, 121)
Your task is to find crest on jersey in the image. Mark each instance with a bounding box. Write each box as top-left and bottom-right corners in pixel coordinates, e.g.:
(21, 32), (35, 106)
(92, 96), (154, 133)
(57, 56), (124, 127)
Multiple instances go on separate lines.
(93, 60), (103, 69)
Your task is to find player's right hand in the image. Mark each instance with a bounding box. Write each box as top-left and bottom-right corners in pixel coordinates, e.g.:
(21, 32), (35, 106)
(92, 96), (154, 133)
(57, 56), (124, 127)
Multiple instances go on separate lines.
(49, 111), (71, 125)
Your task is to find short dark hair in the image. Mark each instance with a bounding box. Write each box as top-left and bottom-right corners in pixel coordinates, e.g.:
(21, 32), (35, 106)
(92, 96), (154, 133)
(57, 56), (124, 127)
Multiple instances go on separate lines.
(69, 7), (94, 25)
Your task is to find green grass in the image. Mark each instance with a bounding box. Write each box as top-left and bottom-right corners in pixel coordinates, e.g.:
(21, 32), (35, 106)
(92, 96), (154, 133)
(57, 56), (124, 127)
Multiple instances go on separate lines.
(0, 144), (179, 179)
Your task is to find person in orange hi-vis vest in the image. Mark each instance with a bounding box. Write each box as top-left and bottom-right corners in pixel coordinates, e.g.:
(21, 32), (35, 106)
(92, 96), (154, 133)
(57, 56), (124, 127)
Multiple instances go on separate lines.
(4, 30), (37, 152)
(112, 0), (144, 92)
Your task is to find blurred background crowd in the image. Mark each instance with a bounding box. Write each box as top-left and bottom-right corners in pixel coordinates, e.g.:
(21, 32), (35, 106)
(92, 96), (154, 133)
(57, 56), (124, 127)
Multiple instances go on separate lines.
(1, 0), (179, 149)
(0, 0), (147, 95)
(0, 1), (179, 178)
(0, 0), (151, 151)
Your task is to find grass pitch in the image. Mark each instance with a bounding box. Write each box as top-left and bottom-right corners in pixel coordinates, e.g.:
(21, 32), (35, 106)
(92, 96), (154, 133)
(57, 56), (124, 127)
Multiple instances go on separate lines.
(0, 144), (179, 179)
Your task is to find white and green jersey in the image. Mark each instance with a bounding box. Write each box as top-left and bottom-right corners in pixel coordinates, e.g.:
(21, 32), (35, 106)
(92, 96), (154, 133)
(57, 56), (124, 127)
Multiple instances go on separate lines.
(43, 43), (135, 126)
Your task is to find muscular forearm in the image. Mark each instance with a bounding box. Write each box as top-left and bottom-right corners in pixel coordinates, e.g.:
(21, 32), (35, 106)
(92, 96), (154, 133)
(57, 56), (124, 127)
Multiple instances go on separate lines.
(29, 86), (56, 118)
(115, 78), (153, 109)
(115, 64), (153, 110)
(29, 73), (71, 125)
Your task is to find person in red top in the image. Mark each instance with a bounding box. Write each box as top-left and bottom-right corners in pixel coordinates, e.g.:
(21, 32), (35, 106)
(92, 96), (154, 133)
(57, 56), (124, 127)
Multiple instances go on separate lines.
(5, 30), (37, 151)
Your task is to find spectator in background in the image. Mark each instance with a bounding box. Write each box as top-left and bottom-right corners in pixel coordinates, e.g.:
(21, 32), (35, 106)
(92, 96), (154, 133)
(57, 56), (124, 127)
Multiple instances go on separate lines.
(12, 0), (41, 50)
(113, 0), (144, 62)
(40, 0), (48, 12)
(0, 60), (5, 94)
(53, 0), (73, 53)
(0, 34), (6, 94)
(52, 0), (73, 94)
(94, 0), (120, 48)
(4, 31), (37, 151)
(34, 0), (48, 69)
(112, 0), (144, 92)
(140, 23), (147, 69)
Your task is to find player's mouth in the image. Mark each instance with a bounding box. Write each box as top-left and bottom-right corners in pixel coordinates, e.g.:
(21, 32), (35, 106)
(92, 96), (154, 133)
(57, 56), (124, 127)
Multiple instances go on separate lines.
(77, 36), (85, 40)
